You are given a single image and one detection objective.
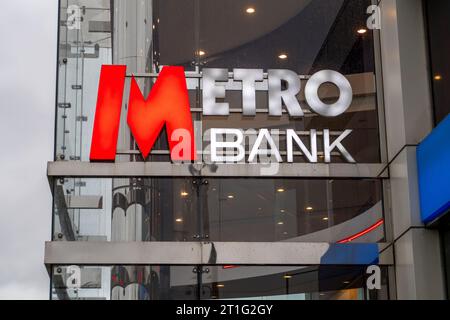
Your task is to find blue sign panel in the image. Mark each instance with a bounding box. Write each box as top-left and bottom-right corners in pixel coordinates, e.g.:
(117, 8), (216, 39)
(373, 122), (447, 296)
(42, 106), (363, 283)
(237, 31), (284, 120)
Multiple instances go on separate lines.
(417, 114), (450, 223)
(320, 243), (379, 265)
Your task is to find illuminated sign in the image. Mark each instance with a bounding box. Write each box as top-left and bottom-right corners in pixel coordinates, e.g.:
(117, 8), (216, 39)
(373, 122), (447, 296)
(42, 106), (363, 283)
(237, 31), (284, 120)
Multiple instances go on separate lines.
(203, 68), (352, 117)
(90, 65), (196, 161)
(417, 115), (450, 224)
(90, 65), (355, 163)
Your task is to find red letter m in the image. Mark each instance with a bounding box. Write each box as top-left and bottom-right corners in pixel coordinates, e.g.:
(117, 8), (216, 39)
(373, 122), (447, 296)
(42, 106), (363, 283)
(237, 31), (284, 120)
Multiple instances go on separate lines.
(89, 65), (196, 161)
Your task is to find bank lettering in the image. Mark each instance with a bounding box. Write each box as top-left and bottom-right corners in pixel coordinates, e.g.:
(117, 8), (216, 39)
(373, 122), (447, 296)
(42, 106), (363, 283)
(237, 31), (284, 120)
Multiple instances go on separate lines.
(90, 65), (355, 163)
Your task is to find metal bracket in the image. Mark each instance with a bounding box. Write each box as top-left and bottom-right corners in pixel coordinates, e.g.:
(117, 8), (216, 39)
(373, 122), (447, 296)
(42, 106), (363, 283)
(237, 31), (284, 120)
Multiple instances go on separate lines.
(76, 116), (88, 122)
(58, 103), (71, 109)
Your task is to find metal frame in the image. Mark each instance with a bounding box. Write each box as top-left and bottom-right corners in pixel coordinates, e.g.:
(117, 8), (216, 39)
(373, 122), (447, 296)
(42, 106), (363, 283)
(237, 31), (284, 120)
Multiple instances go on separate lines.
(47, 161), (389, 178)
(45, 241), (393, 266)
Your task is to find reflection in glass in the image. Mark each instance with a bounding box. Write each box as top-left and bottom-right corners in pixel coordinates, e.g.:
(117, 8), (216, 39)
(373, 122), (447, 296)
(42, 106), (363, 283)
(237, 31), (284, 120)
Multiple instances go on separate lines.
(53, 178), (384, 243)
(51, 265), (389, 300)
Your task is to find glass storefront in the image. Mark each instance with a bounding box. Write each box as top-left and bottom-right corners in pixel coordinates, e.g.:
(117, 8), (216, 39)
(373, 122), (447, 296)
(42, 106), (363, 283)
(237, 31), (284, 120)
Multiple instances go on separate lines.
(51, 0), (391, 300)
(51, 265), (390, 300)
(53, 177), (385, 242)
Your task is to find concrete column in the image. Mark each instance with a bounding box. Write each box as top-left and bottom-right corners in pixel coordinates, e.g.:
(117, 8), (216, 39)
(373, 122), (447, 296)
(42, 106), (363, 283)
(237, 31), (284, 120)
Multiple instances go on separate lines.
(380, 0), (433, 161)
(380, 0), (445, 299)
(389, 147), (445, 299)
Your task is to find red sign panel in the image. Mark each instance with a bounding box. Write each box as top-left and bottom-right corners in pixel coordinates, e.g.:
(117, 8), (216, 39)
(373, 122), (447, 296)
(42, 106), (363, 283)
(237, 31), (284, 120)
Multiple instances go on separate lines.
(90, 65), (196, 161)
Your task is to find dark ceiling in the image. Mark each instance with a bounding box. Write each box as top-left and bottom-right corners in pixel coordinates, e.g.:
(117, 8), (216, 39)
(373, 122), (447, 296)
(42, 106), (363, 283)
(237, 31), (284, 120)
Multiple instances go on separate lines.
(153, 0), (374, 75)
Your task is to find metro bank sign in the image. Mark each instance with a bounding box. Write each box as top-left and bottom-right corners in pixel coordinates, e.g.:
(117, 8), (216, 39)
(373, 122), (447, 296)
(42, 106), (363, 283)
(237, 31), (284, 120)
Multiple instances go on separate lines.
(90, 65), (355, 163)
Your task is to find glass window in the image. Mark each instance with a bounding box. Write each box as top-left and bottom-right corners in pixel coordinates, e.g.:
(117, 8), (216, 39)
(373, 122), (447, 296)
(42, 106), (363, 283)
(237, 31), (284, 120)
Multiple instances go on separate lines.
(425, 0), (450, 125)
(53, 177), (385, 243)
(55, 0), (384, 164)
(51, 264), (390, 300)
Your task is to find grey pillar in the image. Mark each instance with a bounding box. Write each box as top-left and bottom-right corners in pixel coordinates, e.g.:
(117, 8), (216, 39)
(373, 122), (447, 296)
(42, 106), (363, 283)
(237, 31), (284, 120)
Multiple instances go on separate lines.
(380, 0), (445, 299)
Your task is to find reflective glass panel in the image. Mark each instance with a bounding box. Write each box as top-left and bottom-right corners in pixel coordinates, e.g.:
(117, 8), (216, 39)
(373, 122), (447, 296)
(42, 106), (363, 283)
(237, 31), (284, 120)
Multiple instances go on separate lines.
(53, 177), (385, 242)
(51, 264), (390, 300)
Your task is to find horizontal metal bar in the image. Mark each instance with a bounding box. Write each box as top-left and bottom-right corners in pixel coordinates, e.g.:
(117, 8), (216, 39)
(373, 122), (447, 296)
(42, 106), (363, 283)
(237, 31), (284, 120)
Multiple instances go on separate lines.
(189, 108), (315, 114)
(116, 149), (343, 156)
(64, 195), (103, 209)
(126, 72), (311, 80)
(47, 161), (389, 178)
(44, 241), (393, 266)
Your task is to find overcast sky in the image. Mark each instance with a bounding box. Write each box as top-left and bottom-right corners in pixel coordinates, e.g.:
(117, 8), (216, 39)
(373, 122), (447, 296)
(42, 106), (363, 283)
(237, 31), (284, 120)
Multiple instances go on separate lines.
(0, 0), (57, 299)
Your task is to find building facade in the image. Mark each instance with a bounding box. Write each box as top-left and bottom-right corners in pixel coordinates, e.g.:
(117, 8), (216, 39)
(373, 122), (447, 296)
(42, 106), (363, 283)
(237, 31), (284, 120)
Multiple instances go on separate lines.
(46, 0), (450, 300)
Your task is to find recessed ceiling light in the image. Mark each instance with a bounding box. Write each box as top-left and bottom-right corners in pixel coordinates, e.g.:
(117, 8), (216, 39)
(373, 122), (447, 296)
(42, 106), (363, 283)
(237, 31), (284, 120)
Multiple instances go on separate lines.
(280, 209), (285, 213)
(277, 221), (284, 225)
(180, 191), (188, 197)
(227, 194), (234, 199)
(197, 50), (206, 56)
(323, 217), (329, 221)
(343, 281), (350, 284)
(175, 218), (183, 223)
(246, 7), (256, 14)
(216, 284), (225, 288)
(277, 188), (285, 193)
(305, 206), (313, 211)
(283, 275), (292, 279)
(434, 75), (442, 81)
(278, 54), (288, 60)
(357, 28), (367, 34)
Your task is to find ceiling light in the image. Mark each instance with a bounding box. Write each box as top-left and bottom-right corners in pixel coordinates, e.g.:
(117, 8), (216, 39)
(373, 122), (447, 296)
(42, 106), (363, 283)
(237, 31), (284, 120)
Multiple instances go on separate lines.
(434, 75), (442, 81)
(197, 50), (206, 56)
(283, 275), (292, 279)
(180, 191), (188, 197)
(305, 206), (313, 211)
(175, 218), (183, 223)
(216, 284), (225, 288)
(277, 188), (285, 193)
(245, 7), (256, 14)
(323, 217), (329, 221)
(343, 281), (350, 284)
(227, 194), (234, 199)
(277, 221), (284, 225)
(278, 54), (288, 60)
(280, 209), (285, 213)
(357, 28), (367, 34)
